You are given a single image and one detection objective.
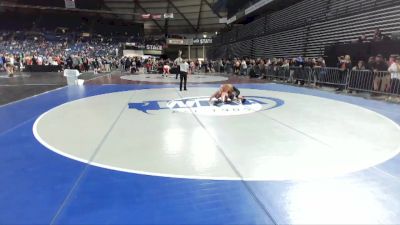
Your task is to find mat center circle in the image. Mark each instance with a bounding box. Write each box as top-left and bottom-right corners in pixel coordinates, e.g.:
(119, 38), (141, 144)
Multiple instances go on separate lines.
(33, 88), (400, 181)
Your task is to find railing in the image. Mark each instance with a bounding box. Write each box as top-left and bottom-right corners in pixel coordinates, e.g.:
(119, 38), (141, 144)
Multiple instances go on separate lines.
(234, 65), (400, 97)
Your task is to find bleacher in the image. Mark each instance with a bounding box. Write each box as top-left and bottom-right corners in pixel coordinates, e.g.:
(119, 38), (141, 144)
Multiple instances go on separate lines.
(267, 0), (328, 33)
(237, 17), (265, 40)
(306, 5), (400, 57)
(210, 0), (399, 59)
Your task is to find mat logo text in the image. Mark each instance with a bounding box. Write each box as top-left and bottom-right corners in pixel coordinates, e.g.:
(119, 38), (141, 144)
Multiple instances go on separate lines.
(129, 96), (284, 116)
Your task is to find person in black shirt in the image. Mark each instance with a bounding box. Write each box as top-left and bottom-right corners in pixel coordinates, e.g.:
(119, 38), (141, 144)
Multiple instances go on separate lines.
(373, 28), (383, 42)
(372, 54), (390, 92)
(357, 34), (368, 43)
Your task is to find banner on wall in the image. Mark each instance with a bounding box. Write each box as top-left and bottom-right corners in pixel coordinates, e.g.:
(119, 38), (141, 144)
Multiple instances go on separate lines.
(125, 43), (163, 51)
(164, 13), (174, 19)
(152, 14), (162, 20)
(167, 38), (193, 46)
(123, 50), (144, 57)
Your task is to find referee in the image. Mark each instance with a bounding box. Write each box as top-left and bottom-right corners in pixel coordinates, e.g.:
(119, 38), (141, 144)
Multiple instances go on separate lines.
(174, 50), (182, 79)
(179, 59), (189, 91)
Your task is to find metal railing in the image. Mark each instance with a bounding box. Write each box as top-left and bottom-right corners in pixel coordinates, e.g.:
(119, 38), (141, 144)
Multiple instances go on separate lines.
(235, 65), (400, 97)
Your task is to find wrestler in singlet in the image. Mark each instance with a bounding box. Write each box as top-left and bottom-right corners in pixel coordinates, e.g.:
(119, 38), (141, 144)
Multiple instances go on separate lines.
(209, 84), (245, 103)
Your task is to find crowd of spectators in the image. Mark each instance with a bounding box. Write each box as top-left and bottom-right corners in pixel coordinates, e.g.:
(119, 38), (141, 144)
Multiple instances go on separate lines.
(0, 29), (125, 76)
(210, 54), (400, 96)
(209, 57), (326, 76)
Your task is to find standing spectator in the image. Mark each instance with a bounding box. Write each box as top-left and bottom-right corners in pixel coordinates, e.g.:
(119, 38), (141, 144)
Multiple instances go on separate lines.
(366, 56), (375, 70)
(241, 59), (247, 76)
(0, 54), (4, 71)
(234, 59), (240, 75)
(388, 55), (400, 94)
(357, 34), (368, 43)
(336, 55), (352, 91)
(259, 59), (266, 79)
(373, 28), (383, 42)
(352, 60), (366, 71)
(6, 54), (15, 77)
(372, 54), (389, 93)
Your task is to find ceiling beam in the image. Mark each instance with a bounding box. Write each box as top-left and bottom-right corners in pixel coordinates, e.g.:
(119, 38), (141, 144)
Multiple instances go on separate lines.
(196, 0), (203, 31)
(0, 2), (138, 15)
(203, 0), (229, 29)
(203, 0), (223, 18)
(164, 1), (170, 35)
(133, 0), (164, 32)
(166, 0), (197, 33)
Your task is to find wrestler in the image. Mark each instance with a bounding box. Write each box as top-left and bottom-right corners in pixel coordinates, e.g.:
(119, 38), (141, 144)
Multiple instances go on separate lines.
(209, 84), (246, 103)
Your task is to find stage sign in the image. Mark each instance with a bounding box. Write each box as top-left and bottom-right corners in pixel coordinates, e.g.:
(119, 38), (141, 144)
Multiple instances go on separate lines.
(125, 43), (163, 51)
(193, 38), (213, 45)
(65, 0), (76, 9)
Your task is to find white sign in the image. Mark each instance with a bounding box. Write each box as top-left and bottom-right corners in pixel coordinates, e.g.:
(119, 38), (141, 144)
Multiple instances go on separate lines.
(123, 50), (144, 57)
(193, 38), (213, 45)
(167, 39), (193, 45)
(167, 39), (184, 45)
(63, 69), (80, 77)
(65, 0), (76, 8)
(227, 16), (237, 24)
(146, 44), (163, 51)
(219, 17), (227, 24)
(164, 13), (174, 19)
(245, 0), (273, 15)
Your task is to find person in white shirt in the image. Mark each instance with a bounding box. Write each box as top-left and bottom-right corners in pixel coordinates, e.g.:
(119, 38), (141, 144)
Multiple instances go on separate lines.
(388, 55), (400, 94)
(6, 55), (15, 77)
(388, 55), (400, 79)
(241, 60), (247, 75)
(179, 60), (189, 91)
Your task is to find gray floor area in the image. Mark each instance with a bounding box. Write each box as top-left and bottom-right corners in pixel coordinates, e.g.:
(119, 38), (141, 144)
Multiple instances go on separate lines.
(0, 71), (108, 106)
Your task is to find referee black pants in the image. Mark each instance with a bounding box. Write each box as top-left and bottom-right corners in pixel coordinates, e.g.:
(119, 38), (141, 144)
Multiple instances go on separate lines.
(176, 66), (180, 79)
(180, 72), (187, 91)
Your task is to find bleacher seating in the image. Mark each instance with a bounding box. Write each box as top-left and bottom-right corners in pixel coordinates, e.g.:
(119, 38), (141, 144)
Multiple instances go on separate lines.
(237, 17), (266, 40)
(210, 0), (400, 59)
(306, 5), (400, 57)
(267, 0), (328, 33)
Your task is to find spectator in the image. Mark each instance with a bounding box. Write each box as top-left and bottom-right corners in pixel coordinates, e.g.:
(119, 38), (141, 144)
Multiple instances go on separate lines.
(388, 55), (400, 94)
(388, 55), (400, 79)
(357, 33), (368, 43)
(373, 28), (383, 42)
(259, 59), (267, 79)
(0, 54), (4, 71)
(372, 54), (389, 93)
(240, 59), (247, 76)
(337, 55), (352, 91)
(352, 60), (366, 71)
(366, 56), (375, 70)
